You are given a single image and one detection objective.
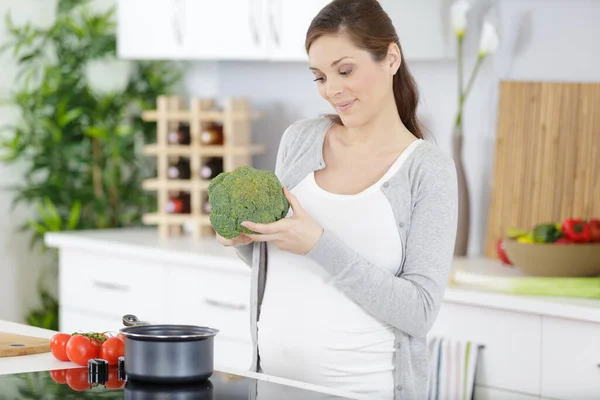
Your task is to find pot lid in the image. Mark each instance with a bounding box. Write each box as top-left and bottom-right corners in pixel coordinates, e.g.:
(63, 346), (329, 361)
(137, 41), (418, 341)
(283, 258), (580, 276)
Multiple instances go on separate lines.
(120, 325), (219, 341)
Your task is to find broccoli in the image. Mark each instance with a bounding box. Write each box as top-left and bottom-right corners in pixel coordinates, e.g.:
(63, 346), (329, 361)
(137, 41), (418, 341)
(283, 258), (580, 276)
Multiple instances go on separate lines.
(207, 166), (290, 239)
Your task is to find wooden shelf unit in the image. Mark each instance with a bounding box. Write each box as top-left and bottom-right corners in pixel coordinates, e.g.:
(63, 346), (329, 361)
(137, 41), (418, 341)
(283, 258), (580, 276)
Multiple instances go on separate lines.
(141, 95), (264, 238)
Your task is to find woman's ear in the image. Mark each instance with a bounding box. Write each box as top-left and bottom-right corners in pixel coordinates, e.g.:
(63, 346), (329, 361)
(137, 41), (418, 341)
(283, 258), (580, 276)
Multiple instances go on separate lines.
(387, 42), (402, 75)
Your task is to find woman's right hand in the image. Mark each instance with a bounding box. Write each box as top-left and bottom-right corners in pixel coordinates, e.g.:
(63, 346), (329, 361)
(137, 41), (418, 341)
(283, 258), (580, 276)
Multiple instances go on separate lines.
(216, 232), (254, 247)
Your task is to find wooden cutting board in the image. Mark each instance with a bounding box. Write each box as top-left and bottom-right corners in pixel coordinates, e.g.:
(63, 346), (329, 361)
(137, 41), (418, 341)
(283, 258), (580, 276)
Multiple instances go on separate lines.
(485, 80), (600, 257)
(0, 333), (51, 357)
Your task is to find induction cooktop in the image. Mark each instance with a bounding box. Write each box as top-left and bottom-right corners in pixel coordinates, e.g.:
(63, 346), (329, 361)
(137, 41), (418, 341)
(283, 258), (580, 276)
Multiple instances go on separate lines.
(0, 358), (353, 400)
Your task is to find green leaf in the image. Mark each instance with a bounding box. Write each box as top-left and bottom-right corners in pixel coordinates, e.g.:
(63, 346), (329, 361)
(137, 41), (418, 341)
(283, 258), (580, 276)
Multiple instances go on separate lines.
(59, 108), (83, 127)
(115, 125), (133, 137)
(67, 200), (81, 230)
(84, 126), (107, 139)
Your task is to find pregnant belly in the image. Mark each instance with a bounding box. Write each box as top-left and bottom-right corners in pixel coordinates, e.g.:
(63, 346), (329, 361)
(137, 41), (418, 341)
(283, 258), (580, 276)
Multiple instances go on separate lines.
(257, 282), (395, 396)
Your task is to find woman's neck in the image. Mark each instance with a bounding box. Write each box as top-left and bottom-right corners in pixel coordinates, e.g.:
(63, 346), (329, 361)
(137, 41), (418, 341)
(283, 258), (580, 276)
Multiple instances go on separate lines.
(338, 99), (416, 153)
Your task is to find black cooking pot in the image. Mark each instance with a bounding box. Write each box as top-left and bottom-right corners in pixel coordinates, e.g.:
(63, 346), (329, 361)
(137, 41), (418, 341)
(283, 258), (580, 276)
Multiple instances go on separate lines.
(120, 314), (219, 383)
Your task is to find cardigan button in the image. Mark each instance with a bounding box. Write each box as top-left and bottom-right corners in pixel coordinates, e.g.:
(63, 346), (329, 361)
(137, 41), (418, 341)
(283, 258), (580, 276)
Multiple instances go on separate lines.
(383, 181), (390, 188)
(396, 384), (403, 391)
(398, 222), (405, 228)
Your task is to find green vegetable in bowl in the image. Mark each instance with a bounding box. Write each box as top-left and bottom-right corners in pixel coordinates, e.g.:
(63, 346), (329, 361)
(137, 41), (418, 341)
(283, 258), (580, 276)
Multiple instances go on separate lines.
(207, 166), (290, 239)
(533, 223), (563, 243)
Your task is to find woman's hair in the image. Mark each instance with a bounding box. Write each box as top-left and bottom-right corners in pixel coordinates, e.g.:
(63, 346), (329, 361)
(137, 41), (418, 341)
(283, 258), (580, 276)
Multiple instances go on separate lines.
(305, 0), (426, 139)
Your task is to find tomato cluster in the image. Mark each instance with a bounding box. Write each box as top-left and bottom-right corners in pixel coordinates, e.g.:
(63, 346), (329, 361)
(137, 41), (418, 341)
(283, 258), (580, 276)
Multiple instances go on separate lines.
(49, 331), (126, 391)
(50, 331), (125, 366)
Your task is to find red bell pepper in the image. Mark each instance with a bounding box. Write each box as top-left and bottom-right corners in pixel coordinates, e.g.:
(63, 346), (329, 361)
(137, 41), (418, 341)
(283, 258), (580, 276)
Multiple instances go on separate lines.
(589, 219), (600, 242)
(561, 219), (591, 243)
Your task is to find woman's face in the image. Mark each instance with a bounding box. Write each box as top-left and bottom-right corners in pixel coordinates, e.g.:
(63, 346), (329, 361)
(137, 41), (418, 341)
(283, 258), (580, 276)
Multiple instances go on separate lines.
(308, 32), (398, 128)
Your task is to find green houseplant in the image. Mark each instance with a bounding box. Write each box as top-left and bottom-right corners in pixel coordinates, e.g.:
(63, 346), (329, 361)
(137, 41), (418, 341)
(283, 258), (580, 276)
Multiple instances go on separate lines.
(0, 0), (183, 330)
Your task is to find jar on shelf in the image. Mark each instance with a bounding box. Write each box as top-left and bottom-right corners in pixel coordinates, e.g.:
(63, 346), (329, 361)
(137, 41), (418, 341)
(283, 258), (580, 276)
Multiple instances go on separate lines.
(200, 123), (224, 146)
(167, 124), (191, 145)
(199, 157), (223, 180)
(167, 158), (191, 180)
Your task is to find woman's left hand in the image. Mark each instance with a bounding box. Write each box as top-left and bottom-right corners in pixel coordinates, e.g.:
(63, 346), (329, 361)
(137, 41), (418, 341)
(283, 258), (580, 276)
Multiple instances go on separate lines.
(241, 187), (323, 255)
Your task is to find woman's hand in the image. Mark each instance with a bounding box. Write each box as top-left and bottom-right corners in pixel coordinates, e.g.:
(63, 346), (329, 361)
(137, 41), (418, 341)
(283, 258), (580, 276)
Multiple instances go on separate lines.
(216, 232), (254, 247)
(241, 187), (323, 255)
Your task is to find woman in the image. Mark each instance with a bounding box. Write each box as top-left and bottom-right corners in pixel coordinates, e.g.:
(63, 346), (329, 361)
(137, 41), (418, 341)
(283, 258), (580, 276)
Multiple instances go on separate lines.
(217, 0), (458, 399)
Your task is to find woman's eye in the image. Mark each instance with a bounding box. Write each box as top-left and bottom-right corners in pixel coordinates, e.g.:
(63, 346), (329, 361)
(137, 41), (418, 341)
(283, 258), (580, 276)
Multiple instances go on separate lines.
(313, 76), (325, 82)
(340, 69), (352, 76)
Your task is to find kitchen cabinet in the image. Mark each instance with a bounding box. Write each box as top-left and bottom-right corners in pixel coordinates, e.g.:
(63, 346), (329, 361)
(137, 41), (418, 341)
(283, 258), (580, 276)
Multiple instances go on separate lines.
(117, 0), (452, 61)
(117, 0), (189, 60)
(379, 0), (453, 61)
(267, 0), (331, 62)
(540, 317), (600, 400)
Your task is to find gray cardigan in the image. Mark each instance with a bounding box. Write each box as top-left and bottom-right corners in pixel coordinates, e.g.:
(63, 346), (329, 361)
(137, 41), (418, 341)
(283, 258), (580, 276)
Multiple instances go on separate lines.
(234, 116), (458, 400)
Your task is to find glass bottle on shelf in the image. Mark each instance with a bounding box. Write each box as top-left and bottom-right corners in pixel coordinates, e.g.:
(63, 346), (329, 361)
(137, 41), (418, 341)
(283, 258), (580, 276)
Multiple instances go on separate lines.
(167, 158), (191, 180)
(167, 123), (191, 145)
(200, 123), (224, 146)
(202, 196), (211, 214)
(200, 157), (224, 180)
(166, 192), (191, 214)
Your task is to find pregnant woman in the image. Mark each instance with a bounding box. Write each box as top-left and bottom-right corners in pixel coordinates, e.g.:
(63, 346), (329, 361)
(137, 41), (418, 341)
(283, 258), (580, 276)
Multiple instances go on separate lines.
(217, 0), (458, 399)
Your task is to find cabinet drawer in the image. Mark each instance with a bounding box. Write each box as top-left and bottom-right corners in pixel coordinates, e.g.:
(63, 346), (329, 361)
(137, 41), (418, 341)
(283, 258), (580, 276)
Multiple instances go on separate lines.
(474, 385), (542, 400)
(167, 266), (251, 343)
(429, 302), (541, 395)
(60, 307), (124, 334)
(541, 317), (600, 399)
(59, 249), (167, 321)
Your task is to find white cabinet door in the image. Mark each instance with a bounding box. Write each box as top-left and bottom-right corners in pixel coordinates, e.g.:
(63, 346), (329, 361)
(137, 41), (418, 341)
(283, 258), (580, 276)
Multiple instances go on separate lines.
(117, 0), (188, 59)
(429, 302), (542, 396)
(474, 386), (544, 400)
(541, 317), (600, 400)
(267, 0), (330, 62)
(185, 0), (269, 60)
(378, 0), (453, 61)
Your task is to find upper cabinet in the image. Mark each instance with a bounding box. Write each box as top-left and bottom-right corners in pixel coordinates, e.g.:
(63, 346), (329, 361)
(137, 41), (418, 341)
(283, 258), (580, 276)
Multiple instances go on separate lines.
(117, 0), (453, 62)
(266, 0), (331, 62)
(380, 0), (454, 61)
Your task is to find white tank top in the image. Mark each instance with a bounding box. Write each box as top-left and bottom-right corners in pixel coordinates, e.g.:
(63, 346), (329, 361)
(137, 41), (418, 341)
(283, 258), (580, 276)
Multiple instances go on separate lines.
(257, 139), (423, 399)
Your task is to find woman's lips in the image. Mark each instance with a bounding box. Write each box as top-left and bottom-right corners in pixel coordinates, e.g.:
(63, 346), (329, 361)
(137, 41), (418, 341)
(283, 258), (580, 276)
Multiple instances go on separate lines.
(336, 99), (356, 112)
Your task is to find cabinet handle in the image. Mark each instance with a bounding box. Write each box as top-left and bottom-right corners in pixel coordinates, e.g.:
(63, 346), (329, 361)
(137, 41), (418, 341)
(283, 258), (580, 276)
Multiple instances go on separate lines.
(204, 298), (247, 311)
(248, 0), (260, 46)
(268, 0), (280, 46)
(171, 0), (184, 45)
(93, 281), (130, 292)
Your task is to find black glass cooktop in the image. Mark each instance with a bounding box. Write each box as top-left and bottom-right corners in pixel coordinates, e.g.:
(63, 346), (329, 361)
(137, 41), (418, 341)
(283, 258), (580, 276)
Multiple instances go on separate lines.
(0, 365), (353, 400)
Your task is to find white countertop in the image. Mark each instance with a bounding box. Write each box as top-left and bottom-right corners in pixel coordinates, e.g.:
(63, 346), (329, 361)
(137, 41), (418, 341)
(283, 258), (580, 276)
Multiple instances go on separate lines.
(45, 228), (600, 323)
(0, 319), (366, 399)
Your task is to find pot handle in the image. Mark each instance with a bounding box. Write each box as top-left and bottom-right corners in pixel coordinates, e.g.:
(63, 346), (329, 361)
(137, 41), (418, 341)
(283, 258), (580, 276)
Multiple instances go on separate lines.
(122, 314), (150, 327)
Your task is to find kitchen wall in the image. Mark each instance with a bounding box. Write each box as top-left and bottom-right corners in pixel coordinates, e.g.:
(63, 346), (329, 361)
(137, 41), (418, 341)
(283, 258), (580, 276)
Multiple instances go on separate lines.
(1, 0), (599, 322)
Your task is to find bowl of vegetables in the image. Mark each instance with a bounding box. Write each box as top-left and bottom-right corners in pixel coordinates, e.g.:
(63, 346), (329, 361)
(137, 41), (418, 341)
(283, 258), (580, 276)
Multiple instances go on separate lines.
(501, 218), (600, 277)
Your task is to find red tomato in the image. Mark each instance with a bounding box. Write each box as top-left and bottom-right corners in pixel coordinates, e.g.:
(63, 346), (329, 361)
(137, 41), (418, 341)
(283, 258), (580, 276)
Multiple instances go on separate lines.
(49, 369), (68, 384)
(50, 333), (71, 362)
(66, 335), (100, 366)
(105, 366), (125, 390)
(117, 333), (126, 341)
(66, 368), (91, 391)
(99, 337), (125, 365)
(496, 238), (513, 266)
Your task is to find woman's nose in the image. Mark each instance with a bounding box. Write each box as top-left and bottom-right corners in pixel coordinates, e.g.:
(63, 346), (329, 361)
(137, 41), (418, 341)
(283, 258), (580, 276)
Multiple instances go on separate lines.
(325, 78), (343, 98)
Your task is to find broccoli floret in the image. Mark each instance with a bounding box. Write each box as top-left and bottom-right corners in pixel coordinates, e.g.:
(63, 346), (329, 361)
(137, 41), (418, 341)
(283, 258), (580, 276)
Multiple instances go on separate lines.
(207, 166), (289, 239)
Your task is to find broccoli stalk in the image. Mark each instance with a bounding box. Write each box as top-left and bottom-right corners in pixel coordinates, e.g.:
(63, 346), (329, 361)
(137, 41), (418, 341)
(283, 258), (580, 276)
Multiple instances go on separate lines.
(207, 166), (290, 239)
